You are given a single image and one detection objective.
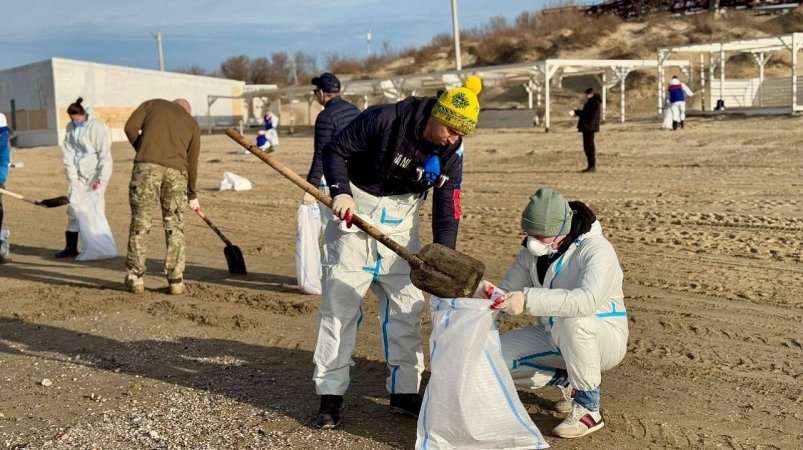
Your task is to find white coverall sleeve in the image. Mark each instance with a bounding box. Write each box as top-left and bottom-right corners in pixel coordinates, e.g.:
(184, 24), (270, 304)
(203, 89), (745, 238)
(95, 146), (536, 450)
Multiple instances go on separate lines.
(93, 123), (113, 181)
(682, 83), (694, 97)
(62, 129), (79, 182)
(499, 248), (536, 292)
(522, 242), (620, 318)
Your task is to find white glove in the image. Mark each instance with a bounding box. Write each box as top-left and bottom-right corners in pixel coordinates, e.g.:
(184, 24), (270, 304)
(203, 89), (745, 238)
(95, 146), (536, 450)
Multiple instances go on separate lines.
(188, 198), (200, 212)
(569, 110), (576, 117)
(303, 192), (316, 205)
(490, 291), (525, 315)
(332, 194), (355, 221)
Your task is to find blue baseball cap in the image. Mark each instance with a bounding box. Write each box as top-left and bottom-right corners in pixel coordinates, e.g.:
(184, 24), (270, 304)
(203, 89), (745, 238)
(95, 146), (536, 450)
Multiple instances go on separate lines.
(311, 72), (341, 93)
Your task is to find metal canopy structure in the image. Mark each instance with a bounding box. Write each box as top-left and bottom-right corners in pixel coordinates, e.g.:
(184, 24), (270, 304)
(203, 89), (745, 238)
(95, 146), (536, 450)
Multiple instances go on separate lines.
(209, 58), (690, 132)
(657, 33), (803, 114)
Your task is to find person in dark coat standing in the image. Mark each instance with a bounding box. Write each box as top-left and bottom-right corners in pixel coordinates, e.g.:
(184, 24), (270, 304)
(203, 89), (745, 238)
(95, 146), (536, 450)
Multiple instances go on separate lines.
(573, 88), (602, 173)
(304, 72), (360, 205)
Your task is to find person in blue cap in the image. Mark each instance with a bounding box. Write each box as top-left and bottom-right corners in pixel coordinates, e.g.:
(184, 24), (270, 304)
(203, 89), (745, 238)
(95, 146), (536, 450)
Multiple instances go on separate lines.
(303, 72), (359, 209)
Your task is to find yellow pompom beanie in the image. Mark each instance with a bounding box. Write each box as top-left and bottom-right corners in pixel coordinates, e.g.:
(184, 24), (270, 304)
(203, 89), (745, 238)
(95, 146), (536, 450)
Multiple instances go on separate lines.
(431, 75), (482, 135)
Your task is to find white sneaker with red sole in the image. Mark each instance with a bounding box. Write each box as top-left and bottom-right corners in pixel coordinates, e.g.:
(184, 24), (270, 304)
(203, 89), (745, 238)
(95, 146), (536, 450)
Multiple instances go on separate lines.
(553, 402), (604, 438)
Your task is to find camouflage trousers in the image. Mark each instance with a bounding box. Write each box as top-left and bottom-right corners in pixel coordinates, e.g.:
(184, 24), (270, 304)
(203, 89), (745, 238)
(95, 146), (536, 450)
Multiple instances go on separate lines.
(125, 162), (188, 283)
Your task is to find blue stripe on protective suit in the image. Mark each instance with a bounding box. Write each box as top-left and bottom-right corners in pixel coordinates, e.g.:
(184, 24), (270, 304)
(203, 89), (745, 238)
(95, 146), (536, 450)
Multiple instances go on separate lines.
(596, 301), (627, 318)
(377, 282), (399, 394)
(380, 207), (403, 225)
(484, 349), (547, 447)
(361, 254), (382, 282)
(512, 349), (562, 371)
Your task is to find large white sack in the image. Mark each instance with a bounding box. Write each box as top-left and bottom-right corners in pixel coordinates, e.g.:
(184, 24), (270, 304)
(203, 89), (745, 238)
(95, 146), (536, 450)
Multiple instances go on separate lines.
(219, 172), (253, 191)
(0, 229), (9, 258)
(72, 188), (117, 261)
(295, 203), (322, 295)
(662, 102), (674, 130)
(417, 297), (548, 450)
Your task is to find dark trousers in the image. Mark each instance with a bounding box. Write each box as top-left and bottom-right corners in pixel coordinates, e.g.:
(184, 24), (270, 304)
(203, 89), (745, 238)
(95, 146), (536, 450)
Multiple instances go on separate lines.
(0, 183), (4, 230)
(582, 131), (596, 169)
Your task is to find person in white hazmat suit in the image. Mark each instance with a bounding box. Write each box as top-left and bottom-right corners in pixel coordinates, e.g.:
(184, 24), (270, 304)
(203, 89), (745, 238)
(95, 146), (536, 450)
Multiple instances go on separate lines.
(484, 187), (628, 439)
(313, 77), (483, 429)
(56, 97), (113, 258)
(667, 75), (694, 130)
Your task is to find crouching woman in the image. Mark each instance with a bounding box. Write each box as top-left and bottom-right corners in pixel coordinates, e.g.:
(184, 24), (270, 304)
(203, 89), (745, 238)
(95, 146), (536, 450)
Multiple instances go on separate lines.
(487, 187), (628, 439)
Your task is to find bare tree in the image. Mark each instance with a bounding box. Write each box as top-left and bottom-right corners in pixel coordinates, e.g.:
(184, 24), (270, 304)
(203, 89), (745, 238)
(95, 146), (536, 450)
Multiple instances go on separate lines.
(269, 52), (290, 85)
(220, 55), (250, 81)
(293, 51), (317, 84)
(249, 57), (272, 84)
(174, 65), (208, 76)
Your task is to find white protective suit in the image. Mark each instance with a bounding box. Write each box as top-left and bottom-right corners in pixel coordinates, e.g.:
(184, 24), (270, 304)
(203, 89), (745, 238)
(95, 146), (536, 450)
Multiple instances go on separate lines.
(499, 221), (628, 394)
(313, 183), (426, 396)
(668, 79), (695, 124)
(264, 112), (280, 148)
(62, 112), (112, 232)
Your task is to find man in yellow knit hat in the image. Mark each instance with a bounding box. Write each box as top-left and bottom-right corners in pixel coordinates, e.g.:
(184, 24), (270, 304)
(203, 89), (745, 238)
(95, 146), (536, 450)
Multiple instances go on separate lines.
(311, 77), (482, 429)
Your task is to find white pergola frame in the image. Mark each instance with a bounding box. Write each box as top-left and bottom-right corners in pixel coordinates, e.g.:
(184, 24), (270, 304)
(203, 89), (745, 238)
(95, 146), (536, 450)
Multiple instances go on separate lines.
(210, 58), (690, 133)
(657, 33), (803, 115)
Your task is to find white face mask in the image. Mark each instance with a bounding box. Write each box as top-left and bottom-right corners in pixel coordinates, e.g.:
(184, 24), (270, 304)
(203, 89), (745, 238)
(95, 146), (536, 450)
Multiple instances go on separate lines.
(526, 236), (557, 257)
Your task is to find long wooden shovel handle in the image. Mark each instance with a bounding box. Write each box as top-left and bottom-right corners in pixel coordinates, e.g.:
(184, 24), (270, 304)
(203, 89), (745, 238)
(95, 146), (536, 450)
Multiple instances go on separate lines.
(194, 208), (234, 247)
(0, 188), (39, 205)
(225, 128), (423, 269)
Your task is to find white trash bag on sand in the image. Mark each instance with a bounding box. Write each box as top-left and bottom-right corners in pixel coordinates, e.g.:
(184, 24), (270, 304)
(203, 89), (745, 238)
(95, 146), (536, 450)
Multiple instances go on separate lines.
(295, 203), (322, 295)
(72, 189), (117, 261)
(662, 102), (674, 130)
(219, 172), (253, 191)
(417, 297), (548, 450)
(0, 229), (10, 258)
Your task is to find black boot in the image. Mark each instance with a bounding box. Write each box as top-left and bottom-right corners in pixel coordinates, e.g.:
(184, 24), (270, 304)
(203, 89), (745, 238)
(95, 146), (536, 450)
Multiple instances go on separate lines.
(54, 231), (79, 258)
(680, 120), (685, 129)
(315, 395), (343, 429)
(672, 121), (678, 130)
(389, 393), (423, 418)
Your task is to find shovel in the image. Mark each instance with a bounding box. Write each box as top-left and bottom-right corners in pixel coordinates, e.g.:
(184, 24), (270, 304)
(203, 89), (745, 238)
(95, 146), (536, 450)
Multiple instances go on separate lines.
(0, 188), (70, 208)
(225, 128), (484, 298)
(194, 209), (247, 275)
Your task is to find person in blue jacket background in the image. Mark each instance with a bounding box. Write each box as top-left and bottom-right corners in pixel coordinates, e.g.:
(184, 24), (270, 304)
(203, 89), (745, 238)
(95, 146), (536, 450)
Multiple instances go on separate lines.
(0, 112), (12, 264)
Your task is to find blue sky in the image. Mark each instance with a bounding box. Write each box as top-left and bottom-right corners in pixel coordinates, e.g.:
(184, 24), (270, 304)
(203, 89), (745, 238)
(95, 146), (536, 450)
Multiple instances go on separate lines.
(0, 0), (594, 72)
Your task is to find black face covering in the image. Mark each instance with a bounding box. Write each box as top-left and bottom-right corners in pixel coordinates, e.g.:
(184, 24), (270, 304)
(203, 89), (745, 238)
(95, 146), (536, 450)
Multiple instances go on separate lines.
(532, 201), (597, 285)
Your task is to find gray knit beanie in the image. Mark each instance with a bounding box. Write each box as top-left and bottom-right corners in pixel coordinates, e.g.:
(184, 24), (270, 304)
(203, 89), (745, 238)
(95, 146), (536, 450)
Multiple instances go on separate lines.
(520, 188), (573, 236)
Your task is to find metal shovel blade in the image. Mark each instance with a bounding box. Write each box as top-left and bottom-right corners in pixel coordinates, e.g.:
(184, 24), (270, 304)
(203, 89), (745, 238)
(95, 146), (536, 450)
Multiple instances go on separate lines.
(38, 196), (70, 208)
(224, 244), (247, 275)
(409, 243), (485, 298)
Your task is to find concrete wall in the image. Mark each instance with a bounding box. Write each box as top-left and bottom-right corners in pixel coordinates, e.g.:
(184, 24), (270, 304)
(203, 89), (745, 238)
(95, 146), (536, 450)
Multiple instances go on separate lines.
(0, 60), (59, 147)
(52, 58), (244, 144)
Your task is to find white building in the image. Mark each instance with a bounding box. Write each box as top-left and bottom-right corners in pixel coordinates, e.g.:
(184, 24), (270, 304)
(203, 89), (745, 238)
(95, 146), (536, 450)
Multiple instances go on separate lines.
(0, 58), (245, 147)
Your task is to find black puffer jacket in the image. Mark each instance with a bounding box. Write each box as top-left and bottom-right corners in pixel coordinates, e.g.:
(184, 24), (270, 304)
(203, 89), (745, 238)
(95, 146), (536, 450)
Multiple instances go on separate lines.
(574, 94), (602, 133)
(323, 96), (464, 248)
(306, 96), (360, 185)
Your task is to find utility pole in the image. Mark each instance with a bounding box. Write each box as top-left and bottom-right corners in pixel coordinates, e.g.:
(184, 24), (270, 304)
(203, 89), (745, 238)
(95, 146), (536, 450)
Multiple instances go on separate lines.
(151, 31), (165, 71)
(450, 0), (462, 70)
(367, 29), (372, 58)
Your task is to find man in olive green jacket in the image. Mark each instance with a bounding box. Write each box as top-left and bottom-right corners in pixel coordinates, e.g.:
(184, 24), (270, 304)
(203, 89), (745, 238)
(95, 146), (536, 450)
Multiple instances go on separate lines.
(123, 98), (201, 295)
